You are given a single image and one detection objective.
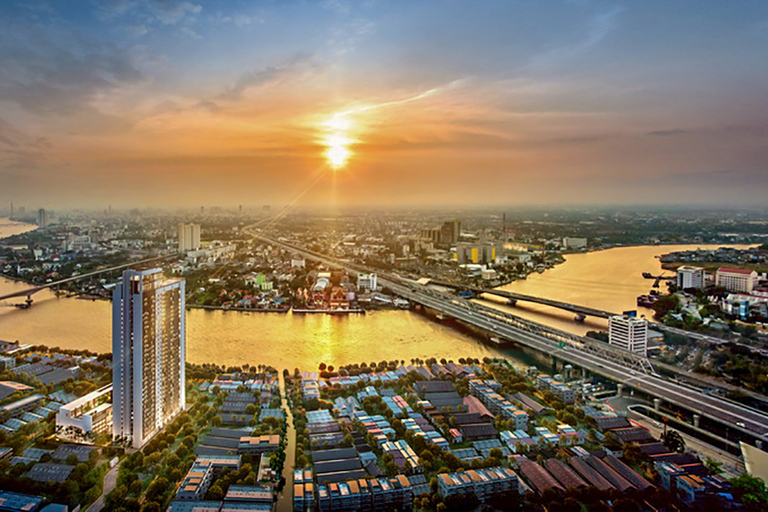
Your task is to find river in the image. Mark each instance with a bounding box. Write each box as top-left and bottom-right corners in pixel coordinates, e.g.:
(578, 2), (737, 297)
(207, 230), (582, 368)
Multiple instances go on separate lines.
(0, 218), (752, 370)
(480, 243), (752, 335)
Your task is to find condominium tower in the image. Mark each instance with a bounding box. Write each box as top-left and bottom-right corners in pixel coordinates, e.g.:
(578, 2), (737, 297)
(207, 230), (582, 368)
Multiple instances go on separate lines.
(608, 315), (648, 355)
(178, 223), (201, 252)
(112, 268), (186, 448)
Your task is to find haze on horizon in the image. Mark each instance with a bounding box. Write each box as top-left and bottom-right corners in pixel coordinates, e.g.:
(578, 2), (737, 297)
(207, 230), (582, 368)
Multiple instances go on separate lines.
(0, 0), (766, 210)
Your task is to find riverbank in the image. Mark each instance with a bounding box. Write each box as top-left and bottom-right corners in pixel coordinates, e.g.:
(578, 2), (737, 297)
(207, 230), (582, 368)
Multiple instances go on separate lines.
(0, 218), (37, 241)
(189, 304), (290, 313)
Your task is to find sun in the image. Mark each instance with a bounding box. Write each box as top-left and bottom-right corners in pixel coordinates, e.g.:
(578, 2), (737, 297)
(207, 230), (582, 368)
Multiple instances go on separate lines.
(326, 144), (350, 168)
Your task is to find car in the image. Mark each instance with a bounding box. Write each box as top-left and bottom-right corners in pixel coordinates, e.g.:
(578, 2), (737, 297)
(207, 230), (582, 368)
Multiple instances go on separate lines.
(737, 422), (746, 428)
(653, 421), (662, 428)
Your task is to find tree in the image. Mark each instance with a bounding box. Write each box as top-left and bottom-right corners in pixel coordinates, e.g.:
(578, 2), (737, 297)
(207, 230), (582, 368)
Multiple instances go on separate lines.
(731, 473), (768, 510)
(661, 430), (686, 453)
(622, 442), (643, 465)
(207, 483), (225, 501)
(145, 477), (169, 502)
(704, 457), (723, 474)
(129, 480), (143, 496)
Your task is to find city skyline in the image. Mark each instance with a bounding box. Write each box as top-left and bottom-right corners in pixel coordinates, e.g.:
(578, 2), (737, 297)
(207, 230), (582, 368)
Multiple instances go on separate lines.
(0, 1), (766, 209)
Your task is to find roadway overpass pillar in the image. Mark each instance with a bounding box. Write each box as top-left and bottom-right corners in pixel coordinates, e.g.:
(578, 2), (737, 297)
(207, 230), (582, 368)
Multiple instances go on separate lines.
(616, 384), (624, 397)
(693, 414), (700, 428)
(653, 398), (661, 411)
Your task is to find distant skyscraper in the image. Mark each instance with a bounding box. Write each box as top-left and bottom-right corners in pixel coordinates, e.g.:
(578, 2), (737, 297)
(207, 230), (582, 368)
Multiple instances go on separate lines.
(440, 219), (461, 246)
(37, 208), (47, 228)
(178, 223), (201, 252)
(112, 268), (185, 448)
(608, 315), (648, 355)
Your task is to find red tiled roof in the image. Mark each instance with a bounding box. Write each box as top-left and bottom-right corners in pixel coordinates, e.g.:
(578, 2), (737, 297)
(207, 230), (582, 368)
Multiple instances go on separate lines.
(717, 267), (755, 275)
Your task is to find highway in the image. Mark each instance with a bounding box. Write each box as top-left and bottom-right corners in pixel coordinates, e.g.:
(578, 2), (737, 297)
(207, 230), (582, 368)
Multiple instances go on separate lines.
(244, 226), (768, 444)
(427, 279), (613, 319)
(391, 282), (768, 441)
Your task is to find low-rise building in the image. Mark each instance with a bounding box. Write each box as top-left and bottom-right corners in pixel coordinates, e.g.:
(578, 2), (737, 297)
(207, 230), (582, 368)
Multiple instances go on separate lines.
(237, 435), (280, 455)
(716, 267), (758, 293)
(177, 461), (214, 501)
(438, 467), (518, 502)
(55, 384), (112, 443)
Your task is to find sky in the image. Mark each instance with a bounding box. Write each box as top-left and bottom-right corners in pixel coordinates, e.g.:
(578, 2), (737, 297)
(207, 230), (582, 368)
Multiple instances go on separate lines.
(0, 0), (767, 210)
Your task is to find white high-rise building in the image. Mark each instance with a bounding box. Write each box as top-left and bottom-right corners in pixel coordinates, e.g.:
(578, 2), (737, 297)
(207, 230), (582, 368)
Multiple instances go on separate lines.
(112, 268), (185, 448)
(608, 315), (648, 355)
(178, 223), (201, 252)
(676, 265), (705, 290)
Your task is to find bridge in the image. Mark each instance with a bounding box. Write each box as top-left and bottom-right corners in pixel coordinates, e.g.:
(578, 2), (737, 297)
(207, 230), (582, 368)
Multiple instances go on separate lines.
(244, 226), (768, 446)
(0, 254), (177, 306)
(423, 279), (614, 321)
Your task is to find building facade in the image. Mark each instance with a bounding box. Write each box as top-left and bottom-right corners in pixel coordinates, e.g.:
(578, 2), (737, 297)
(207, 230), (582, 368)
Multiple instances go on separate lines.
(676, 266), (705, 290)
(357, 273), (378, 291)
(715, 267), (758, 293)
(112, 268), (186, 448)
(55, 384), (113, 443)
(178, 223), (201, 252)
(608, 315), (648, 355)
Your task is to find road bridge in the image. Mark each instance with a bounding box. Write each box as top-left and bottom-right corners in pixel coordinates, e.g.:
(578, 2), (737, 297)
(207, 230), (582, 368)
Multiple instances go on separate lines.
(243, 226), (768, 445)
(425, 279), (614, 321)
(0, 254), (177, 306)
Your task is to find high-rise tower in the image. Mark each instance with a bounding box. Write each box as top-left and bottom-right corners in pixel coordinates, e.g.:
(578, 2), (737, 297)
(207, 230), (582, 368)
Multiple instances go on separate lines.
(178, 223), (201, 252)
(112, 268), (185, 448)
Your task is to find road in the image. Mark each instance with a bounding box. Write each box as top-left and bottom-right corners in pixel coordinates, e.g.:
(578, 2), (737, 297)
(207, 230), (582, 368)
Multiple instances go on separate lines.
(85, 462), (119, 512)
(244, 227), (768, 445)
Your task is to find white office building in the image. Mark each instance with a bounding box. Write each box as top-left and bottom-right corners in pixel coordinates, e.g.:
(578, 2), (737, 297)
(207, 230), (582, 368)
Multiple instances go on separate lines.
(55, 384), (113, 443)
(178, 223), (201, 252)
(608, 315), (648, 355)
(716, 267), (758, 293)
(357, 273), (378, 291)
(112, 268), (186, 448)
(562, 237), (588, 249)
(676, 266), (705, 290)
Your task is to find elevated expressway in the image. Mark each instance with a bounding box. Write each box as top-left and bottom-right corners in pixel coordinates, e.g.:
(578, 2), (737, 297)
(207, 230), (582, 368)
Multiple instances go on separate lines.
(244, 227), (768, 445)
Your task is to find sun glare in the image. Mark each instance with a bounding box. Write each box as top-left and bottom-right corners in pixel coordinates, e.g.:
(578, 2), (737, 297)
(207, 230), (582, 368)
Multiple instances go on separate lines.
(321, 115), (354, 169)
(327, 144), (350, 168)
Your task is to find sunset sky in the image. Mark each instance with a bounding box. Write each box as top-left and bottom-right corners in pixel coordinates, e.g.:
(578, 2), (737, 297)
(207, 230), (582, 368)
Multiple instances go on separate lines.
(1, 1), (766, 209)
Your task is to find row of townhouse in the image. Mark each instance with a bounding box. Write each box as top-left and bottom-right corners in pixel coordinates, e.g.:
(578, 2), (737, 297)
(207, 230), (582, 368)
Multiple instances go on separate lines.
(535, 375), (575, 404)
(469, 379), (529, 430)
(381, 439), (422, 473)
(402, 414), (449, 449)
(315, 475), (414, 511)
(437, 467), (519, 502)
(175, 455), (244, 501)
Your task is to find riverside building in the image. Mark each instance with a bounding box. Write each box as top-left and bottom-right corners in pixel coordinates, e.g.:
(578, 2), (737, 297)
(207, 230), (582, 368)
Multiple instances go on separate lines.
(608, 315), (648, 355)
(112, 268), (186, 449)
